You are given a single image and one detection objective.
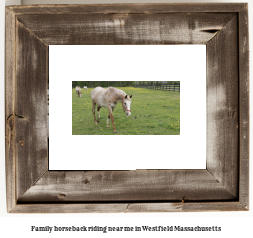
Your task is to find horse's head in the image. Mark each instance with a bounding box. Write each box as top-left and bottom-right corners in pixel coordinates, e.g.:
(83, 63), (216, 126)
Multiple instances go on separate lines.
(122, 95), (132, 117)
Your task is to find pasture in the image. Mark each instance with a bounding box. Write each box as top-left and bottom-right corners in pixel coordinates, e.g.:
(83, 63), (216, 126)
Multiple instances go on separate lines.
(72, 87), (180, 135)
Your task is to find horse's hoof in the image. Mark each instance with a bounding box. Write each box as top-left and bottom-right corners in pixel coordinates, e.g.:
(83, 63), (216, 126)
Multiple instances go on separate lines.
(95, 121), (98, 125)
(106, 126), (109, 128)
(114, 131), (117, 134)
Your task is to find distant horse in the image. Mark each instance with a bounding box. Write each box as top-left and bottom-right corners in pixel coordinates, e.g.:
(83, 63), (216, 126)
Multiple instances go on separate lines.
(83, 86), (88, 91)
(91, 87), (132, 133)
(76, 86), (82, 97)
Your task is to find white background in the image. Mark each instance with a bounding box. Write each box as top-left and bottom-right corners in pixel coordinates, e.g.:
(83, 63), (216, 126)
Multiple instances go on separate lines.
(49, 45), (206, 170)
(1, 0), (252, 237)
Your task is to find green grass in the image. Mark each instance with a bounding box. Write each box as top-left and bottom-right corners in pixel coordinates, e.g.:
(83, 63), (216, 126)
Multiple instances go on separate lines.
(72, 87), (180, 135)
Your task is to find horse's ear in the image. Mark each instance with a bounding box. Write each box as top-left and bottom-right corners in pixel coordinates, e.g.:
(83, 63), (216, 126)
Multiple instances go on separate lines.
(125, 95), (127, 99)
(130, 95), (132, 98)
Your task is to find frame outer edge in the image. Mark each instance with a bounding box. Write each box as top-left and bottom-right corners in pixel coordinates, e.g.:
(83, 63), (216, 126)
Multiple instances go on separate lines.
(9, 202), (247, 213)
(5, 7), (17, 212)
(238, 4), (249, 209)
(6, 3), (249, 14)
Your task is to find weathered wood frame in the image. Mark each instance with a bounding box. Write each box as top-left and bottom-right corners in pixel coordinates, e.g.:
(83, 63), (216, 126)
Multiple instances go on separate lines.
(5, 4), (249, 213)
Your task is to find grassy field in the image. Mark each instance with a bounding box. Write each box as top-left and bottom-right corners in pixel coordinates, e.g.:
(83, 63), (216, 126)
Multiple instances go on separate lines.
(72, 87), (180, 135)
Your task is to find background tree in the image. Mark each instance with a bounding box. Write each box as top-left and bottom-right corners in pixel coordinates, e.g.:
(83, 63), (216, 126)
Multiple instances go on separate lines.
(72, 81), (179, 88)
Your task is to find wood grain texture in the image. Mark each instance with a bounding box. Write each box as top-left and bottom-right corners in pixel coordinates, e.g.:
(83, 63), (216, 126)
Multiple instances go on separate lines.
(15, 20), (48, 200)
(18, 170), (236, 203)
(5, 7), (17, 212)
(7, 3), (246, 15)
(5, 3), (249, 213)
(10, 202), (247, 213)
(125, 202), (248, 213)
(16, 13), (235, 45)
(238, 4), (249, 208)
(206, 16), (239, 198)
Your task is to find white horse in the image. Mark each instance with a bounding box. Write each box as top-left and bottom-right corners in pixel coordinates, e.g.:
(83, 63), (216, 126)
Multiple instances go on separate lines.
(83, 86), (88, 91)
(76, 86), (82, 97)
(91, 87), (132, 133)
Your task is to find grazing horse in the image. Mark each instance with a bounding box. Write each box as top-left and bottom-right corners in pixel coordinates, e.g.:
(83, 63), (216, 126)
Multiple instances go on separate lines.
(76, 86), (82, 97)
(83, 86), (88, 91)
(91, 87), (132, 133)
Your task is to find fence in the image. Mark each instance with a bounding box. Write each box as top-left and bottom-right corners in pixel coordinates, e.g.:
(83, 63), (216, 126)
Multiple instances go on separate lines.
(134, 83), (180, 92)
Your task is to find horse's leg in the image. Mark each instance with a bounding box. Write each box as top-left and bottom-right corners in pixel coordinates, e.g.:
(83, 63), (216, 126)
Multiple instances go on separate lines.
(92, 102), (98, 124)
(97, 106), (101, 123)
(106, 114), (110, 128)
(107, 106), (117, 133)
(106, 107), (114, 128)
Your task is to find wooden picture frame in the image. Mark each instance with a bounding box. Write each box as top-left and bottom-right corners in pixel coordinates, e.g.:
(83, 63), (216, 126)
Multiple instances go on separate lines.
(5, 3), (249, 213)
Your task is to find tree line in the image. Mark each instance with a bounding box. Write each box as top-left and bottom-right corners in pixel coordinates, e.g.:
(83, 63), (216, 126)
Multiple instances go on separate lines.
(72, 81), (180, 88)
(72, 81), (135, 88)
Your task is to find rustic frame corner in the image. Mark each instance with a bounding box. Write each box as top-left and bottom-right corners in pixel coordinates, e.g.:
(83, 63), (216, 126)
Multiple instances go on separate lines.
(5, 3), (249, 213)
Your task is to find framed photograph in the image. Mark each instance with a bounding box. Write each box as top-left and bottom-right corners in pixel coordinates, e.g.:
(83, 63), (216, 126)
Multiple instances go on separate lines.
(5, 3), (249, 213)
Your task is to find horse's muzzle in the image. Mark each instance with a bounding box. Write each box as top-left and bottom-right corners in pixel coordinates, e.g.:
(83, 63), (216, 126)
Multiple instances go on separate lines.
(126, 112), (131, 117)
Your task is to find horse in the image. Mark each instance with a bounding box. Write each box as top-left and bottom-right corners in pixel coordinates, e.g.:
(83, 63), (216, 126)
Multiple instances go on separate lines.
(91, 87), (132, 133)
(76, 86), (82, 97)
(83, 86), (88, 91)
